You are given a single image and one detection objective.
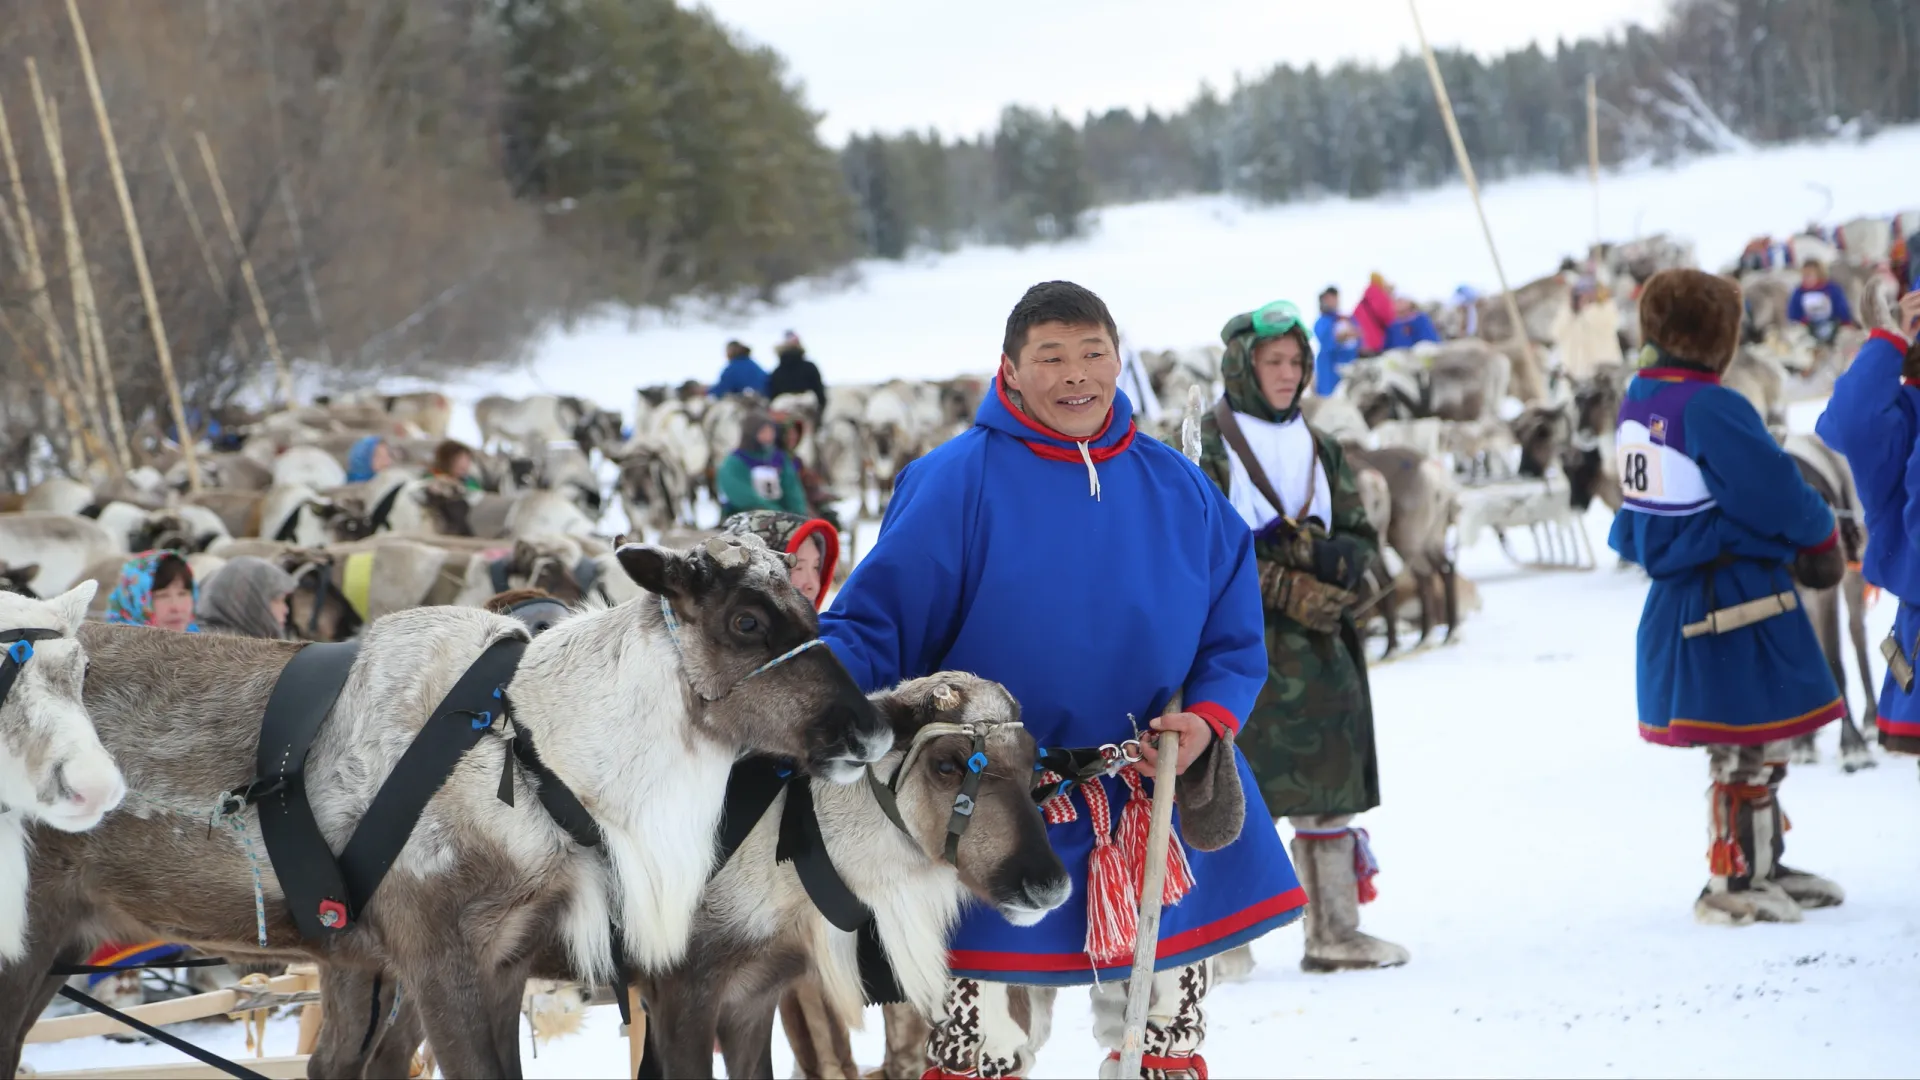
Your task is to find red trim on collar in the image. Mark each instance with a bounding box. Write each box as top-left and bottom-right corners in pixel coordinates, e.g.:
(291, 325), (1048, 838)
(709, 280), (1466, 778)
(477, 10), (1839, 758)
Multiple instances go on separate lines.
(1802, 528), (1839, 556)
(995, 377), (1115, 443)
(1021, 423), (1138, 463)
(1871, 328), (1912, 351)
(1639, 366), (1721, 384)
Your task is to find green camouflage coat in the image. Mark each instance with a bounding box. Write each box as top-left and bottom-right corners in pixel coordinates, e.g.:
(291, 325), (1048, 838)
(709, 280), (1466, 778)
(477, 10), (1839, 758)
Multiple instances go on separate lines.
(1199, 314), (1381, 817)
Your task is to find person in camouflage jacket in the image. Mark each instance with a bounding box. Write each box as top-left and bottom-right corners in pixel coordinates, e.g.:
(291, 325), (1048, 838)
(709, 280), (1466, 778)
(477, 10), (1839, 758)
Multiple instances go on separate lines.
(1198, 298), (1410, 976)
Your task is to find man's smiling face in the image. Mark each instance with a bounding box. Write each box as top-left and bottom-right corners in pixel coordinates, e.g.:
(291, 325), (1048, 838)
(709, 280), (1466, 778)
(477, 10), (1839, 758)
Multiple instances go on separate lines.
(1001, 320), (1120, 439)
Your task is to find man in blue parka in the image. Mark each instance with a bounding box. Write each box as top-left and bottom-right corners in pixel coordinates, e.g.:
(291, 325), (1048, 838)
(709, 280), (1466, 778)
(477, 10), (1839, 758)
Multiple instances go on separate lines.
(820, 281), (1301, 1079)
(1610, 268), (1846, 928)
(1815, 290), (1920, 759)
(708, 339), (770, 399)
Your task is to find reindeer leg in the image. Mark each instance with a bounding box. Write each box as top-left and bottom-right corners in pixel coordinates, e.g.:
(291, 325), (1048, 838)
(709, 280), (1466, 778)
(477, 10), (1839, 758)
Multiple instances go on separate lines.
(0, 880), (86, 1077)
(718, 989), (782, 1080)
(1441, 553), (1459, 644)
(1846, 570), (1883, 750)
(640, 975), (721, 1080)
(1376, 561), (1400, 659)
(390, 932), (518, 1080)
(367, 982), (426, 1080)
(1413, 566), (1434, 649)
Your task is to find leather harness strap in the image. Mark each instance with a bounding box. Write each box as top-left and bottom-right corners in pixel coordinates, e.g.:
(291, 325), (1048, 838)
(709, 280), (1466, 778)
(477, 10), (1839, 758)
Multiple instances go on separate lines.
(366, 482), (405, 534)
(247, 641), (361, 939)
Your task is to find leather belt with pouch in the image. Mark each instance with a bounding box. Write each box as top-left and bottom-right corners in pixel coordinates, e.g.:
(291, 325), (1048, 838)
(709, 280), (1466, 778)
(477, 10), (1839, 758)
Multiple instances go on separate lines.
(1680, 590), (1800, 639)
(1883, 627), (1916, 694)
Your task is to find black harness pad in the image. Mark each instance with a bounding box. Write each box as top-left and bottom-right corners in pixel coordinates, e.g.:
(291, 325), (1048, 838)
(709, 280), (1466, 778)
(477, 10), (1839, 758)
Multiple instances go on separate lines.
(252, 641), (362, 940)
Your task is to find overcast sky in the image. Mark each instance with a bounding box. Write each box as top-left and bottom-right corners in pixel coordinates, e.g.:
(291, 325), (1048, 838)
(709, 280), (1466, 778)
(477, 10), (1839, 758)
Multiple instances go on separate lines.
(701, 0), (1672, 143)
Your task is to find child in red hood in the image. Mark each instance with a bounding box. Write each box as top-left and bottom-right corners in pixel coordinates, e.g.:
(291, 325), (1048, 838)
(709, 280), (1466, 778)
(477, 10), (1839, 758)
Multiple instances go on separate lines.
(1352, 273), (1396, 355)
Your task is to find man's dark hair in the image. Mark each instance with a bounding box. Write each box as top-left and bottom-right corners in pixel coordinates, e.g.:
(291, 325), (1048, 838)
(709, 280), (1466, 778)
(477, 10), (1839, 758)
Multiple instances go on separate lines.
(1002, 280), (1118, 362)
(1320, 286), (1339, 300)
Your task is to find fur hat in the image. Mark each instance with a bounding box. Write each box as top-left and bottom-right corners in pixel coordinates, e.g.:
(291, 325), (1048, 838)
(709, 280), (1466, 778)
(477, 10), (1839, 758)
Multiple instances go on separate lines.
(1638, 268), (1742, 372)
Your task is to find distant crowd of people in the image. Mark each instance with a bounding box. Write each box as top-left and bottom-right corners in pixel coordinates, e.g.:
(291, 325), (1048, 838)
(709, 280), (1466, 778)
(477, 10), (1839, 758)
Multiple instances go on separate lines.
(702, 330), (839, 525)
(1310, 276), (1443, 395)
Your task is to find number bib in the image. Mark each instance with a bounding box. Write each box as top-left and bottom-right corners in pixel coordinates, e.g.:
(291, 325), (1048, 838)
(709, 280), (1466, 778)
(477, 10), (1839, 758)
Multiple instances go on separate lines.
(1616, 419), (1714, 516)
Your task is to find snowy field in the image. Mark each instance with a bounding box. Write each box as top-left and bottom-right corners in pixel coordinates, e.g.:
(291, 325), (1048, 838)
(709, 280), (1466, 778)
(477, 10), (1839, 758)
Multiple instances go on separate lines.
(25, 132), (1920, 1077)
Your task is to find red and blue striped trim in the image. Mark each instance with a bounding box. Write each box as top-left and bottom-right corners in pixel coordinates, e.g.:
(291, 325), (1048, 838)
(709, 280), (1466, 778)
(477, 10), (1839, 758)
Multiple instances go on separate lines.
(948, 886), (1307, 986)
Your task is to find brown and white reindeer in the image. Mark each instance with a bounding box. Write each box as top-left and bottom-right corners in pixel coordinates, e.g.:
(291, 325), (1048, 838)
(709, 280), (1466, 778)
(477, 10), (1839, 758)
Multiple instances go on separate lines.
(0, 514), (124, 597)
(0, 582), (125, 963)
(1347, 447), (1459, 649)
(0, 536), (893, 1080)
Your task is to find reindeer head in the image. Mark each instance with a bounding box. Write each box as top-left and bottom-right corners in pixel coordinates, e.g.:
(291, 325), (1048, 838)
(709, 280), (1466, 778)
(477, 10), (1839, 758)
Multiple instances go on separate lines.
(1512, 404), (1574, 479)
(870, 674), (1069, 926)
(308, 497), (375, 544)
(417, 477), (476, 537)
(616, 536), (890, 781)
(571, 405), (626, 456)
(0, 582), (124, 834)
(0, 563), (39, 599)
(280, 553), (363, 642)
(508, 538), (585, 604)
(129, 512), (218, 555)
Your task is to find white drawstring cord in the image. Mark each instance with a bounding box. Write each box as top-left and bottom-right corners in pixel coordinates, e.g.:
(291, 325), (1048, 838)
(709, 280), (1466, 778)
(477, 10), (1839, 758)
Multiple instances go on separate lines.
(1076, 440), (1101, 501)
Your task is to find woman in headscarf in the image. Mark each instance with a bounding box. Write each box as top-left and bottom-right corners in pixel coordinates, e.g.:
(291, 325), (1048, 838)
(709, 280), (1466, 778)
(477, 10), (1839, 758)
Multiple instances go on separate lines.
(346, 435), (394, 484)
(195, 557), (300, 639)
(1198, 298), (1409, 977)
(105, 550), (198, 632)
(716, 413), (808, 518)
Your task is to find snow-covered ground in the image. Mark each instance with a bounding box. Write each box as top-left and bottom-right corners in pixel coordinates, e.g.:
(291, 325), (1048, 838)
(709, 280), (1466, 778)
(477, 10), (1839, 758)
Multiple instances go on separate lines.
(25, 133), (1920, 1077)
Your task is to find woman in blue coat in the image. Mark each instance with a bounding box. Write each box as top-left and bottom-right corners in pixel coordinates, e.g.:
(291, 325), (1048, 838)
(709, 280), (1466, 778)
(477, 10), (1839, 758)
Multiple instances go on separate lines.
(1815, 292), (1920, 758)
(1609, 269), (1845, 928)
(821, 281), (1300, 1079)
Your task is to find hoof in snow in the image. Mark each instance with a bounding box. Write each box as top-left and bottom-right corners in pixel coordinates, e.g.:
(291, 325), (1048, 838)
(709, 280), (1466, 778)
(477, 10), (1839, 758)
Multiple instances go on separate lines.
(1840, 748), (1878, 773)
(1788, 744), (1820, 765)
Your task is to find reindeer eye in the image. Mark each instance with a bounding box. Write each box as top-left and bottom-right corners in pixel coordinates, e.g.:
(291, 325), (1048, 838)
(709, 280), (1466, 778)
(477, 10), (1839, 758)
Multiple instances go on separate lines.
(935, 759), (958, 776)
(731, 613), (760, 634)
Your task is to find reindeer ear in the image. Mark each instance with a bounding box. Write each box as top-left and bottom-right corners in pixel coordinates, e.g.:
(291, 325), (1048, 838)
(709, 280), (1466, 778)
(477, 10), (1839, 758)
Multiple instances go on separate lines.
(54, 580), (97, 633)
(616, 544), (685, 597)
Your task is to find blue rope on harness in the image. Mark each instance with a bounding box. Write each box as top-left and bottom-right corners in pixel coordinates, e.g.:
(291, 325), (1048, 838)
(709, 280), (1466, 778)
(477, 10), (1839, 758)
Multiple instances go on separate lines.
(657, 595), (823, 700)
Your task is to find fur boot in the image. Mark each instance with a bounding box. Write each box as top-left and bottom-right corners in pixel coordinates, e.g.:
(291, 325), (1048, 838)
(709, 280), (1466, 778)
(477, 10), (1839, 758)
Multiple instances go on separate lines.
(1210, 942), (1258, 984)
(1695, 776), (1801, 926)
(1291, 816), (1410, 972)
(1091, 963), (1209, 1080)
(922, 979), (1050, 1079)
(1767, 773), (1845, 908)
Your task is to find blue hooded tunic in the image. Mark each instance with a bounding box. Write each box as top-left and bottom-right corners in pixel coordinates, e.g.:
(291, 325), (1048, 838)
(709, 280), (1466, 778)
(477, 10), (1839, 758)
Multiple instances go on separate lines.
(1815, 329), (1920, 744)
(820, 379), (1304, 986)
(1608, 366), (1841, 746)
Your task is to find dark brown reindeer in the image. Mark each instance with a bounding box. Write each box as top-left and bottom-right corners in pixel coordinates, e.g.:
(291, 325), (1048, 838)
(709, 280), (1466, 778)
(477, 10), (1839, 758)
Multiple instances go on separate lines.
(0, 536), (892, 1080)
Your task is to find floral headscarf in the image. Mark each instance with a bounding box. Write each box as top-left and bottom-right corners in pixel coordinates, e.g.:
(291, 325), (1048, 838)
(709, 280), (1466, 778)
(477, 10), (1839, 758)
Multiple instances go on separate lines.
(105, 550), (199, 632)
(1220, 298), (1317, 424)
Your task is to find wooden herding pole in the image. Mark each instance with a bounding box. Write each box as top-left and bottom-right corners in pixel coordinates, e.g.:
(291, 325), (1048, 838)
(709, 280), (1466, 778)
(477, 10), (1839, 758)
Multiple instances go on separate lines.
(1587, 74), (1601, 249)
(29, 58), (131, 474)
(0, 86), (97, 474)
(0, 301), (94, 470)
(195, 130), (295, 407)
(65, 0), (201, 490)
(162, 141), (253, 369)
(1406, 0), (1541, 383)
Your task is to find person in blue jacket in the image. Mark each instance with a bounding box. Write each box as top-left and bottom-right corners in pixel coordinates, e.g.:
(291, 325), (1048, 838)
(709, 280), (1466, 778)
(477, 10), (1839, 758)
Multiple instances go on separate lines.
(1609, 268), (1846, 928)
(1312, 286), (1361, 395)
(1815, 290), (1920, 760)
(1383, 297), (1441, 350)
(707, 339), (770, 398)
(820, 280), (1301, 1079)
(1787, 261), (1855, 345)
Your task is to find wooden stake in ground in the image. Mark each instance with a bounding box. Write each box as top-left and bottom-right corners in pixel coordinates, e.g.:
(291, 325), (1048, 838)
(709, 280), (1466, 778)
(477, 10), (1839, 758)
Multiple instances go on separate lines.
(29, 57), (132, 474)
(66, 0), (201, 490)
(0, 83), (97, 474)
(195, 130), (295, 407)
(1587, 74), (1601, 249)
(1406, 0), (1541, 386)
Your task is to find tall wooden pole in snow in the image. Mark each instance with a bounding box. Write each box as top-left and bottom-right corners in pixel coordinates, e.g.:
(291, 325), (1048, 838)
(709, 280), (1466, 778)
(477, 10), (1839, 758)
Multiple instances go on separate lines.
(1406, 0), (1540, 385)
(1587, 74), (1601, 248)
(66, 0), (202, 491)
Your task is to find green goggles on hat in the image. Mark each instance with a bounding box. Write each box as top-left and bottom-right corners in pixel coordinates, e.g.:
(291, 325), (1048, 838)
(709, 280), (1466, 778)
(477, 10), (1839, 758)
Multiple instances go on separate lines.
(1220, 298), (1309, 347)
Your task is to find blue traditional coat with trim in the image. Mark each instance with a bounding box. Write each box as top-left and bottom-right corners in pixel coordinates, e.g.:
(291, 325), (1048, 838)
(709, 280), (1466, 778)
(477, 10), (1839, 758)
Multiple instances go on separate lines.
(819, 379), (1304, 986)
(1608, 366), (1842, 746)
(1816, 329), (1920, 744)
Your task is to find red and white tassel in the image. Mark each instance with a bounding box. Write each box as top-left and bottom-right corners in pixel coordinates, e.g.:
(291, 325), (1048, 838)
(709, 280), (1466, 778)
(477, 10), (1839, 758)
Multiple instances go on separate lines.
(1037, 770), (1078, 825)
(1118, 768), (1196, 906)
(1082, 776), (1138, 965)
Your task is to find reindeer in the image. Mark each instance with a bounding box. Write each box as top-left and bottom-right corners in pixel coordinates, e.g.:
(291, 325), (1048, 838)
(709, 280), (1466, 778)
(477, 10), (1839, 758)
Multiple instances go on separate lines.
(0, 537), (893, 1079)
(0, 514), (124, 597)
(0, 564), (39, 598)
(1347, 447), (1459, 648)
(251, 484), (375, 547)
(618, 439), (693, 535)
(0, 583), (125, 963)
(1783, 434), (1877, 772)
